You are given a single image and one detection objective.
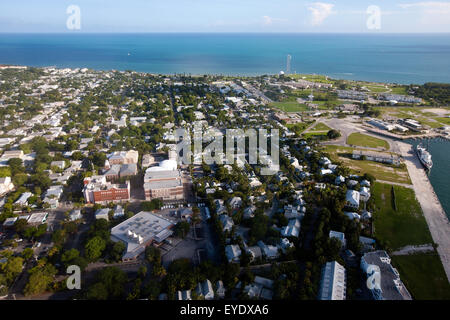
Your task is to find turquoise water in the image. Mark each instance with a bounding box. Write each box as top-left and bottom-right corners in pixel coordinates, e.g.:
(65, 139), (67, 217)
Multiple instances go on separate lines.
(406, 138), (450, 219)
(1, 33), (450, 84)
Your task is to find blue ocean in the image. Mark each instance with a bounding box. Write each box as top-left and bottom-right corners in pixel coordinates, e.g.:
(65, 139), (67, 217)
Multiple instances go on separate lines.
(1, 33), (450, 84)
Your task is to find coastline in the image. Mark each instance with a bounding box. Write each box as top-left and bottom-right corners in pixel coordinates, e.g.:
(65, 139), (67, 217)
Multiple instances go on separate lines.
(397, 141), (450, 282)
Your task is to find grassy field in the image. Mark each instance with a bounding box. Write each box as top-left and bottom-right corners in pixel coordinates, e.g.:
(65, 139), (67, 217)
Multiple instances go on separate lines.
(322, 145), (411, 184)
(436, 117), (450, 125)
(392, 253), (450, 300)
(347, 133), (390, 149)
(288, 74), (334, 84)
(309, 122), (332, 132)
(373, 107), (450, 127)
(286, 122), (311, 135)
(372, 182), (433, 250)
(390, 86), (409, 95)
(271, 101), (309, 112)
(303, 131), (328, 139)
(366, 85), (388, 93)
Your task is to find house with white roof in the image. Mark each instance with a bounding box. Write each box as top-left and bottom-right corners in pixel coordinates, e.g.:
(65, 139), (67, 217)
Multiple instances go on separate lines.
(318, 261), (347, 300)
(281, 219), (301, 238)
(219, 214), (234, 232)
(360, 187), (371, 202)
(196, 279), (214, 300)
(0, 177), (14, 196)
(257, 241), (279, 260)
(225, 244), (242, 263)
(14, 192), (33, 206)
(177, 290), (192, 301)
(346, 190), (360, 209)
(95, 208), (110, 221)
(329, 230), (346, 248)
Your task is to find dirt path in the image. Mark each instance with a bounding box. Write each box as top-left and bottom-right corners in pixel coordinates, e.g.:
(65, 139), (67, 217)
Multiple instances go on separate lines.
(391, 244), (435, 256)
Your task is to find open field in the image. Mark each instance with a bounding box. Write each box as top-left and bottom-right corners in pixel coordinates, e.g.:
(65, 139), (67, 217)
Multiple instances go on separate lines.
(309, 122), (332, 132)
(392, 253), (450, 300)
(374, 106), (450, 127)
(372, 182), (433, 250)
(365, 84), (389, 93)
(390, 86), (409, 95)
(287, 74), (334, 84)
(436, 117), (450, 125)
(347, 132), (389, 149)
(270, 101), (309, 112)
(322, 145), (411, 184)
(303, 131), (328, 139)
(286, 122), (311, 134)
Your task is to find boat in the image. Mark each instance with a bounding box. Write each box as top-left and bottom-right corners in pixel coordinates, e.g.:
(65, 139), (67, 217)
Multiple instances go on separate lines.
(416, 143), (433, 171)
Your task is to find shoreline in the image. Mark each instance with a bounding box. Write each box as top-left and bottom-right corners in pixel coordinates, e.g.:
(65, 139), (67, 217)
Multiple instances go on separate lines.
(1, 62), (449, 86)
(397, 141), (450, 282)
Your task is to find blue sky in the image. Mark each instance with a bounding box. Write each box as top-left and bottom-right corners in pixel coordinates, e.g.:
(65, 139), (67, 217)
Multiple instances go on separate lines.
(1, 0), (450, 33)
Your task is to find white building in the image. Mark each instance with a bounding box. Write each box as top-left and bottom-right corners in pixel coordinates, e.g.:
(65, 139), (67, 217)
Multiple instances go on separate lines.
(318, 261), (347, 300)
(177, 290), (192, 301)
(219, 215), (234, 232)
(281, 218), (301, 238)
(225, 244), (242, 263)
(361, 251), (412, 300)
(0, 177), (14, 196)
(196, 279), (214, 300)
(110, 211), (175, 261)
(346, 190), (360, 209)
(329, 230), (346, 248)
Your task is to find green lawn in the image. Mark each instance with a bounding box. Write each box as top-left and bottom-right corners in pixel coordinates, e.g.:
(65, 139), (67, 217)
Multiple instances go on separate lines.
(347, 133), (390, 150)
(392, 253), (450, 300)
(271, 101), (309, 112)
(322, 145), (411, 184)
(366, 85), (388, 93)
(309, 122), (332, 132)
(390, 86), (409, 95)
(286, 122), (311, 135)
(436, 117), (450, 125)
(303, 131), (328, 139)
(288, 74), (334, 84)
(372, 182), (433, 250)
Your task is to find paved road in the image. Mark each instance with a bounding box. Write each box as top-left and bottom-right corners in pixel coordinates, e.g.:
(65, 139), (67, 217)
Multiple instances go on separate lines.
(321, 117), (402, 154)
(397, 141), (450, 282)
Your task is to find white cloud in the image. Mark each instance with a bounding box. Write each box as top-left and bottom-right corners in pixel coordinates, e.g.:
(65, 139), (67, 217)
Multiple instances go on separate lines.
(261, 16), (287, 26)
(262, 16), (273, 25)
(399, 1), (450, 11)
(399, 1), (450, 26)
(308, 2), (335, 26)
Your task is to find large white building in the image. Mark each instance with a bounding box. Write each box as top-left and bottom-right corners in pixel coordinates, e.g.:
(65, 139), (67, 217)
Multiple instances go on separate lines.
(0, 177), (14, 196)
(346, 190), (360, 209)
(361, 251), (412, 300)
(318, 261), (347, 300)
(110, 211), (175, 261)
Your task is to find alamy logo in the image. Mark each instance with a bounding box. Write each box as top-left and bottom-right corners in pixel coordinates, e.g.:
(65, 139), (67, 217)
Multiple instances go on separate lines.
(176, 125), (280, 175)
(66, 5), (81, 30)
(66, 265), (81, 290)
(366, 264), (381, 290)
(366, 5), (381, 30)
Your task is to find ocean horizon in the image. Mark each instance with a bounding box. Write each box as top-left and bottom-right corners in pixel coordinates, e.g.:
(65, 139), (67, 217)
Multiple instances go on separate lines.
(1, 33), (450, 84)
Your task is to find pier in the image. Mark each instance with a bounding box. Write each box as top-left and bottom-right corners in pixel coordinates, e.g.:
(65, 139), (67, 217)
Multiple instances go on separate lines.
(397, 142), (450, 282)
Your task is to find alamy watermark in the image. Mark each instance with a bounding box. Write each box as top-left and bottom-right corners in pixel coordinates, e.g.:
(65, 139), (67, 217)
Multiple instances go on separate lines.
(66, 5), (81, 30)
(367, 5), (381, 30)
(176, 125), (280, 176)
(66, 265), (81, 290)
(366, 264), (381, 291)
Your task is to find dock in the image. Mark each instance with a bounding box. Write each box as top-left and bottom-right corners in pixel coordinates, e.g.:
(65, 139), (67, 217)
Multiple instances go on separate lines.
(397, 142), (450, 282)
